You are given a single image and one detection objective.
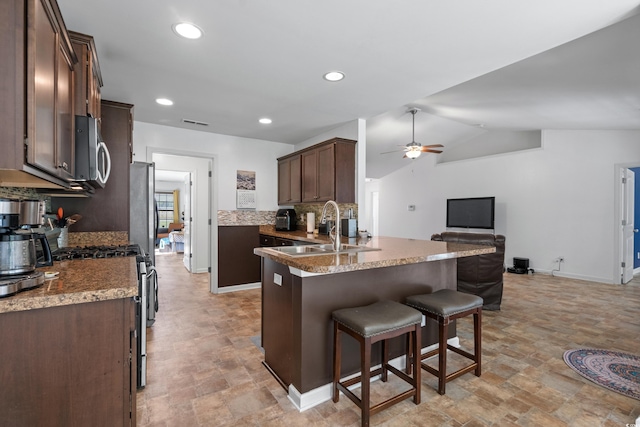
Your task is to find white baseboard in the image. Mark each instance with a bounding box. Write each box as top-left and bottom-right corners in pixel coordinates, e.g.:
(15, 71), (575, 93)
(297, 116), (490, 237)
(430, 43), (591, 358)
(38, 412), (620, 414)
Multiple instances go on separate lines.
(215, 282), (261, 294)
(287, 337), (460, 412)
(526, 269), (612, 284)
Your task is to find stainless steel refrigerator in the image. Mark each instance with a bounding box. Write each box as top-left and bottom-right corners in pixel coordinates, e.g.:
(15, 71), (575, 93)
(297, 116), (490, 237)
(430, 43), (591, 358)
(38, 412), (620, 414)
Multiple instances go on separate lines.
(129, 161), (155, 264)
(129, 161), (157, 389)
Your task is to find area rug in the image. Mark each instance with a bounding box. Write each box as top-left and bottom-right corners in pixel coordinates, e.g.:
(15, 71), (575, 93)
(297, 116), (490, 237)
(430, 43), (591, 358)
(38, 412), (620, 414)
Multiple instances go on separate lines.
(563, 349), (640, 400)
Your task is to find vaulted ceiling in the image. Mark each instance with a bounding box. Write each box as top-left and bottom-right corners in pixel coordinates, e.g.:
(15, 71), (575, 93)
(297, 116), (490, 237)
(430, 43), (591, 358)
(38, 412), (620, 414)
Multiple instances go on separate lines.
(58, 1), (640, 178)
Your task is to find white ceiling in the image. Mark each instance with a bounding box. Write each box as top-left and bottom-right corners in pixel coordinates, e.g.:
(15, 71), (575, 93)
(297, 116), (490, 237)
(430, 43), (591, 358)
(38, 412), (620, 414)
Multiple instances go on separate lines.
(57, 0), (640, 178)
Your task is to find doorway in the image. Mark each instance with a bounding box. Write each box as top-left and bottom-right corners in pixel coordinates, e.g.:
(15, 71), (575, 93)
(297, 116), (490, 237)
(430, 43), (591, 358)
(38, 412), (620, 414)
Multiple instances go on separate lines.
(614, 163), (640, 284)
(154, 169), (191, 268)
(632, 167), (640, 273)
(149, 150), (215, 293)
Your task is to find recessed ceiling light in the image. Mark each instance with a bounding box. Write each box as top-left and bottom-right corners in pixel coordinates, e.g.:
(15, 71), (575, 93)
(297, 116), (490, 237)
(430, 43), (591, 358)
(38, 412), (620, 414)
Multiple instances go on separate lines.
(156, 98), (174, 106)
(323, 71), (345, 82)
(259, 118), (273, 124)
(172, 22), (203, 39)
(156, 98), (173, 105)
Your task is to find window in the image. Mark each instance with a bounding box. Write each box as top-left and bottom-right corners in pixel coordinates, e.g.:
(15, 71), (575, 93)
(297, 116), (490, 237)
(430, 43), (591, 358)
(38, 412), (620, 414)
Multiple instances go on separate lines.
(155, 192), (174, 229)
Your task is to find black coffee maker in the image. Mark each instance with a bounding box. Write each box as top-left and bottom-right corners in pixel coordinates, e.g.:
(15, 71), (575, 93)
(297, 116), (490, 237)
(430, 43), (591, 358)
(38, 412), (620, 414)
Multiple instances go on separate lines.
(0, 199), (53, 297)
(275, 209), (296, 231)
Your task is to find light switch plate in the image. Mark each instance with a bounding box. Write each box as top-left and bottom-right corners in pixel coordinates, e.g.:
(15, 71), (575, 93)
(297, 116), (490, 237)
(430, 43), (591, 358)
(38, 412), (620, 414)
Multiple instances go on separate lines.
(273, 273), (282, 286)
(408, 205), (416, 211)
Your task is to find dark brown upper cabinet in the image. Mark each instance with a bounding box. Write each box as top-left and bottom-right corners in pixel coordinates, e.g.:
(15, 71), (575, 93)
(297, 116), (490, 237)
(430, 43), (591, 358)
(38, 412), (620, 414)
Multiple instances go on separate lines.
(70, 31), (103, 126)
(0, 0), (78, 186)
(278, 154), (301, 205)
(278, 137), (355, 205)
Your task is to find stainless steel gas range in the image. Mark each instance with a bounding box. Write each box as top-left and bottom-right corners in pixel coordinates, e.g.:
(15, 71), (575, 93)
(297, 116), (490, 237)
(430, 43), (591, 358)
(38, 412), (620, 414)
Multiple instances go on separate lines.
(52, 244), (157, 389)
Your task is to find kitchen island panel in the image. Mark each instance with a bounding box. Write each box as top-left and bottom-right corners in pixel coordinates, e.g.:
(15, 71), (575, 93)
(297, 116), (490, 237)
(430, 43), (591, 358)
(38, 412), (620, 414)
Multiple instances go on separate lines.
(262, 258), (294, 388)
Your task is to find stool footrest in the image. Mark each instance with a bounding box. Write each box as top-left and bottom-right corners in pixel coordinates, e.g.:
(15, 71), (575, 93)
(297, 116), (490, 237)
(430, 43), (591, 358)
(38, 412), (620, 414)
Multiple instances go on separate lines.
(370, 389), (417, 417)
(421, 344), (476, 362)
(340, 367), (384, 389)
(448, 345), (475, 360)
(420, 362), (478, 384)
(385, 364), (413, 385)
(336, 377), (418, 418)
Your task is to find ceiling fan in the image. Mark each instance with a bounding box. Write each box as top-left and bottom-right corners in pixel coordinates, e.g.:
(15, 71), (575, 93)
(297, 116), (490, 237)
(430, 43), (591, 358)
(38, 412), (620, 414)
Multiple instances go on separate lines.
(381, 108), (444, 159)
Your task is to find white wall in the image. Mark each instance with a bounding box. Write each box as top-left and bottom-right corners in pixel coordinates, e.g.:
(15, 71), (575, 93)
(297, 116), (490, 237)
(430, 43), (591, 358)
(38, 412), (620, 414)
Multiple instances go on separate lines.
(376, 130), (640, 284)
(133, 122), (294, 211)
(294, 121), (359, 152)
(132, 121), (294, 282)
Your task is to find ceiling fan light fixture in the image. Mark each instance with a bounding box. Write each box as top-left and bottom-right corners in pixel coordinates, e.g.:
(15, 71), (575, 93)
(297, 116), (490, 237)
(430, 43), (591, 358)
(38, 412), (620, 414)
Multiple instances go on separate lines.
(406, 149), (421, 159)
(173, 22), (203, 39)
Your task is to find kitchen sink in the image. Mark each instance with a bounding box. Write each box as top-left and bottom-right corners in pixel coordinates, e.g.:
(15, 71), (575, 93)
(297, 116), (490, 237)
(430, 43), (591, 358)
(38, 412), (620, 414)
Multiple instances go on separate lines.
(268, 243), (380, 257)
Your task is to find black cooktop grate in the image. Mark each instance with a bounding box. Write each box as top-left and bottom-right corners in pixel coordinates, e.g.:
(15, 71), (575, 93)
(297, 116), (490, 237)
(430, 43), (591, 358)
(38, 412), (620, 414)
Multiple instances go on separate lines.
(52, 245), (141, 261)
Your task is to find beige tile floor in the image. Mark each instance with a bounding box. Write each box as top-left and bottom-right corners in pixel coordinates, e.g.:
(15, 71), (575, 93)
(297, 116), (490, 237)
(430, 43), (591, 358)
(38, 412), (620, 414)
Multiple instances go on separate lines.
(137, 252), (640, 426)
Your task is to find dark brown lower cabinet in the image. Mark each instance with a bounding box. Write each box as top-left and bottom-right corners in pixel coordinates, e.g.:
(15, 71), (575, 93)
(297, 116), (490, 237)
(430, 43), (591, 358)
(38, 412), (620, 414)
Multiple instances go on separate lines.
(218, 225), (261, 287)
(0, 298), (136, 426)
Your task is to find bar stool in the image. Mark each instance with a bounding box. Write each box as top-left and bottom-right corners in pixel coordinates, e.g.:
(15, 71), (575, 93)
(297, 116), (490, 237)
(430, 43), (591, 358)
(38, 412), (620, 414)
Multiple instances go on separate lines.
(332, 300), (422, 427)
(405, 289), (482, 395)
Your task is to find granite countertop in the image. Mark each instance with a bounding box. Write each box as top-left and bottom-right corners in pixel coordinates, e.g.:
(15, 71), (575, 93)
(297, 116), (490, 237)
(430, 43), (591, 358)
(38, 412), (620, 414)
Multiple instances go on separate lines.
(0, 257), (138, 314)
(254, 231), (496, 274)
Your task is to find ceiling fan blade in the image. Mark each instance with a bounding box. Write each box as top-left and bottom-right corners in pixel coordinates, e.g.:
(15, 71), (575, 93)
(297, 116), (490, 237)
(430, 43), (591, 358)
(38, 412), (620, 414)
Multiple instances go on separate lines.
(420, 148), (443, 153)
(422, 144), (444, 148)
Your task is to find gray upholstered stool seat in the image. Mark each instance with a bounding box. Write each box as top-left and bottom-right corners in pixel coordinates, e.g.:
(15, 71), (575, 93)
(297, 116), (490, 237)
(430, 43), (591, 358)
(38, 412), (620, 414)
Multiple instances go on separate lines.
(405, 289), (483, 395)
(332, 300), (422, 427)
(406, 289), (483, 317)
(332, 300), (423, 337)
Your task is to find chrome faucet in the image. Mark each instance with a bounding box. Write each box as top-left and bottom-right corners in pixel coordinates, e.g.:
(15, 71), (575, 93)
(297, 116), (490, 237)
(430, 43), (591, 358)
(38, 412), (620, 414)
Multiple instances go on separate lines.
(321, 200), (341, 251)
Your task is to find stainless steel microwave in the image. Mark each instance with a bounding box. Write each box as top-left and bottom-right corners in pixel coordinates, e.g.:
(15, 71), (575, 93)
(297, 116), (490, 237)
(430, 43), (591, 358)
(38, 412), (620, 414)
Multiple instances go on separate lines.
(74, 115), (111, 188)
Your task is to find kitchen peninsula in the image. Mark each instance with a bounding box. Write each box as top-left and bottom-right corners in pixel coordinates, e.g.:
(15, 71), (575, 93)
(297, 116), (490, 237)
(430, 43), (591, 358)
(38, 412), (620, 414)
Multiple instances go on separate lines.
(0, 257), (138, 426)
(254, 235), (495, 411)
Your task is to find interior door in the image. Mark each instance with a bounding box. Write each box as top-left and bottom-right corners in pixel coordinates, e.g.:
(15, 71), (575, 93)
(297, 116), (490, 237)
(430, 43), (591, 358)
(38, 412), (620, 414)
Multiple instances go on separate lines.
(622, 168), (635, 283)
(183, 173), (192, 272)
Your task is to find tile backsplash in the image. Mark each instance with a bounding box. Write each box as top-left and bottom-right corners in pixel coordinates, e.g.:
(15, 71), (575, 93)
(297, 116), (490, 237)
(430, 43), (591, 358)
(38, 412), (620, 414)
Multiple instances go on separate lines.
(218, 210), (277, 226)
(217, 204), (358, 230)
(0, 187), (41, 200)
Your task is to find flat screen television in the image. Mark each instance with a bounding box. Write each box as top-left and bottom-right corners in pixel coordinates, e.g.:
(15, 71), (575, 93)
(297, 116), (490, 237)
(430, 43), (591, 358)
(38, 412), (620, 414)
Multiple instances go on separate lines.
(446, 197), (495, 229)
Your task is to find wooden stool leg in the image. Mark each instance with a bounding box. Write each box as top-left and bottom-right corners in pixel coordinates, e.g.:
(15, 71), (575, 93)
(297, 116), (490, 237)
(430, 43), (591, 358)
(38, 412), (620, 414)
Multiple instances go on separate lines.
(361, 337), (372, 427)
(333, 322), (341, 403)
(438, 319), (448, 395)
(474, 310), (482, 377)
(381, 338), (388, 382)
(406, 332), (413, 375)
(412, 326), (421, 404)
